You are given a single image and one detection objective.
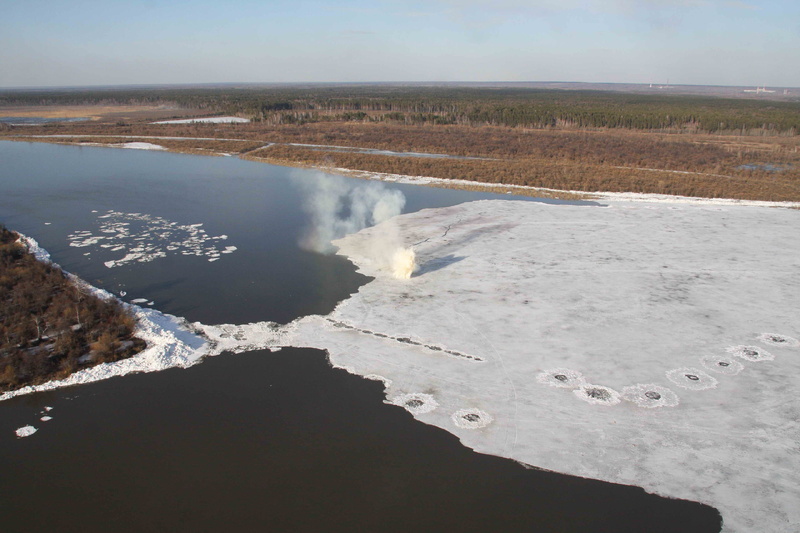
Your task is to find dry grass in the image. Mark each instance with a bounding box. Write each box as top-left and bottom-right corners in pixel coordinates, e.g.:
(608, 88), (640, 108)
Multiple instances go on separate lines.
(0, 105), (186, 121)
(3, 118), (799, 201)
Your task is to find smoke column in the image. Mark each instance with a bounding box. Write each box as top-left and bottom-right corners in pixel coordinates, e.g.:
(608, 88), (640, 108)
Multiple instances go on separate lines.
(298, 173), (417, 279)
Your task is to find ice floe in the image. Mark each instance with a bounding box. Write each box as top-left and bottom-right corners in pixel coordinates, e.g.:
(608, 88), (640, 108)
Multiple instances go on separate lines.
(15, 426), (37, 438)
(67, 210), (236, 268)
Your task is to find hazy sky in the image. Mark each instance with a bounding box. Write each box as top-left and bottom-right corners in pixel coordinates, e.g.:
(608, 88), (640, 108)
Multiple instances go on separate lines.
(1, 0), (798, 88)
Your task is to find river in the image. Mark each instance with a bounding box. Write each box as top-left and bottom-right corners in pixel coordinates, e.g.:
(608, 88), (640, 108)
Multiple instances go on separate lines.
(0, 140), (721, 532)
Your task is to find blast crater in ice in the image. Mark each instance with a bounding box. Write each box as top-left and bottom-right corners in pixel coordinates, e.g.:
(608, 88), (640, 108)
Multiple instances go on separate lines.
(700, 355), (745, 375)
(726, 345), (775, 362)
(452, 408), (493, 429)
(536, 368), (586, 389)
(392, 393), (439, 415)
(757, 333), (799, 348)
(621, 384), (680, 408)
(666, 367), (718, 390)
(573, 384), (622, 405)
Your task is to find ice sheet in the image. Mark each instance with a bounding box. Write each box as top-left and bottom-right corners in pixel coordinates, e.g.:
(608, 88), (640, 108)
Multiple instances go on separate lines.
(284, 199), (800, 533)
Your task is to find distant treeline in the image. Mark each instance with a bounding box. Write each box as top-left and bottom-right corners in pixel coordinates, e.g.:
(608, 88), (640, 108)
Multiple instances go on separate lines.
(0, 225), (143, 392)
(2, 85), (799, 134)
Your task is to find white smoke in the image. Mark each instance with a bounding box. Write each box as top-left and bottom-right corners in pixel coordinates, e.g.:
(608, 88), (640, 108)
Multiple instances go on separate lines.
(298, 173), (417, 279)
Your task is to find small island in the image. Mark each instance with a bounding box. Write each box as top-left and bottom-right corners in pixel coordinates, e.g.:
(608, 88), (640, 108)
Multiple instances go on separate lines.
(0, 225), (144, 392)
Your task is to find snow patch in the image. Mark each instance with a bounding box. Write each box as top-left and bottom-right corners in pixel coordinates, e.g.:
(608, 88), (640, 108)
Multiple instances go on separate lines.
(152, 116), (250, 124)
(117, 142), (166, 151)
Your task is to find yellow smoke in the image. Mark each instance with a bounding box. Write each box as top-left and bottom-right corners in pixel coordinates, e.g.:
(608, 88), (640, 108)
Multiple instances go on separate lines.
(392, 247), (417, 279)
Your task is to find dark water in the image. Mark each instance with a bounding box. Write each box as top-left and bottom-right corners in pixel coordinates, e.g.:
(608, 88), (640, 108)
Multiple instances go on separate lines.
(0, 141), (722, 532)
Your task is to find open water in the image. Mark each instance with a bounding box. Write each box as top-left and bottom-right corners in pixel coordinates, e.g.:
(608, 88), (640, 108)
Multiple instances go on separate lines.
(0, 141), (721, 532)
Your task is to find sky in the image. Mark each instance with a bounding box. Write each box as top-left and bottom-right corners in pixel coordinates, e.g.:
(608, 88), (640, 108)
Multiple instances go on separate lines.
(1, 0), (798, 88)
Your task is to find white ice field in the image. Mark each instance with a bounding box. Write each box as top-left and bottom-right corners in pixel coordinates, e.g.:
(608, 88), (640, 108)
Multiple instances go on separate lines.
(6, 198), (799, 532)
(288, 199), (800, 533)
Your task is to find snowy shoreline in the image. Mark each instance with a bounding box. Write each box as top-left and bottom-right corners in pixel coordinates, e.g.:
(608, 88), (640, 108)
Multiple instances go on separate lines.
(326, 166), (800, 208)
(6, 136), (798, 208)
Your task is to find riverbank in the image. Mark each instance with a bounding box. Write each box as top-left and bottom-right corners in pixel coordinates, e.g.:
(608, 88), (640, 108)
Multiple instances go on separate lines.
(3, 135), (800, 207)
(0, 235), (210, 401)
(3, 112), (800, 203)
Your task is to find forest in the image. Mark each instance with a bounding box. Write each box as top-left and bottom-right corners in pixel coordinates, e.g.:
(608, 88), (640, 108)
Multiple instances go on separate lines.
(0, 225), (144, 392)
(2, 84), (799, 135)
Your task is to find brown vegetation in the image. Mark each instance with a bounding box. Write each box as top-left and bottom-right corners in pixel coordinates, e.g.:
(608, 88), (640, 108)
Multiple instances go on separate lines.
(0, 225), (144, 392)
(2, 108), (799, 202)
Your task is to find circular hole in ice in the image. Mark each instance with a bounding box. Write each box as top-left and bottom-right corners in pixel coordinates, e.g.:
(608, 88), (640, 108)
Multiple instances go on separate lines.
(392, 393), (438, 415)
(622, 384), (679, 408)
(758, 333), (799, 348)
(666, 368), (718, 390)
(536, 368), (585, 389)
(726, 345), (775, 362)
(574, 384), (621, 406)
(452, 408), (493, 429)
(700, 355), (744, 375)
(587, 387), (611, 400)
